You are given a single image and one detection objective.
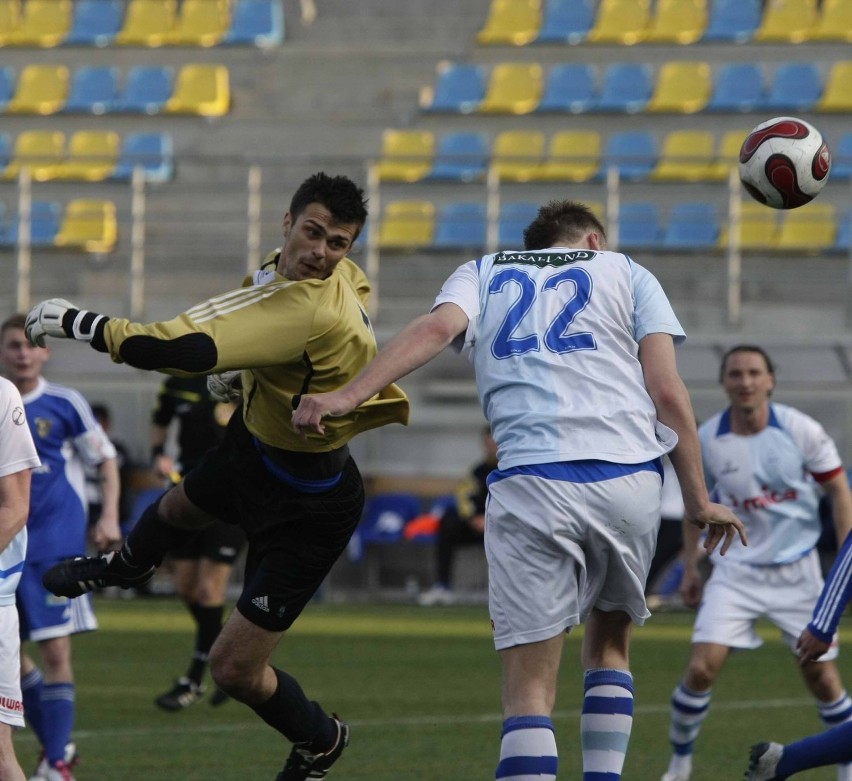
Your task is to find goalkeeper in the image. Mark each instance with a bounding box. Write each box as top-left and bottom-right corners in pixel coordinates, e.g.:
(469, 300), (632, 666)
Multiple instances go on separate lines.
(25, 172), (410, 781)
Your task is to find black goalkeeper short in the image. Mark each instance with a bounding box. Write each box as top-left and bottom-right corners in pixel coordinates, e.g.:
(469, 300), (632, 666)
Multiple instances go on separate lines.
(182, 412), (364, 632)
(169, 518), (246, 564)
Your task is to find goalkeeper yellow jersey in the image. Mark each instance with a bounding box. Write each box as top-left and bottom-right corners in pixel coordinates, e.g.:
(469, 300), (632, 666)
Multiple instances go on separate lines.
(101, 257), (409, 452)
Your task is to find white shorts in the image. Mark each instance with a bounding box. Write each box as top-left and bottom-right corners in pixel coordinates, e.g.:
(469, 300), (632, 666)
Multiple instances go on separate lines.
(692, 549), (839, 661)
(0, 605), (24, 727)
(486, 469), (661, 650)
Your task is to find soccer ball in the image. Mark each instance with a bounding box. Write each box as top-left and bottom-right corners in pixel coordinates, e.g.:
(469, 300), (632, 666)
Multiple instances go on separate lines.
(738, 116), (831, 209)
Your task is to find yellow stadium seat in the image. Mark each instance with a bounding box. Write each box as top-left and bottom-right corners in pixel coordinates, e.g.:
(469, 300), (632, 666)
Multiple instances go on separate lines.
(812, 0), (852, 41)
(477, 0), (541, 45)
(4, 0), (71, 46)
(55, 199), (117, 254)
(651, 130), (716, 181)
(165, 64), (230, 116)
(587, 0), (651, 44)
(6, 64), (68, 114)
(378, 200), (435, 249)
(375, 130), (435, 183)
(718, 202), (778, 250)
(775, 203), (835, 252)
(754, 0), (819, 43)
(164, 0), (230, 46)
(707, 129), (749, 181)
(0, 0), (21, 45)
(492, 130), (546, 182)
(2, 130), (65, 182)
(479, 62), (543, 115)
(115, 0), (176, 46)
(646, 0), (707, 44)
(537, 131), (601, 182)
(647, 61), (711, 113)
(817, 61), (852, 112)
(55, 131), (120, 182)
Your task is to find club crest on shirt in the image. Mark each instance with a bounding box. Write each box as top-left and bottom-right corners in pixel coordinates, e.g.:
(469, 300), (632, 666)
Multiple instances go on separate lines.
(494, 250), (597, 268)
(34, 417), (52, 439)
(11, 406), (24, 426)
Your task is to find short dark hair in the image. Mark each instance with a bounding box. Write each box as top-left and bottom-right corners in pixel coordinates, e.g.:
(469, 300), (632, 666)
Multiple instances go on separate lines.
(719, 344), (776, 383)
(289, 172), (368, 234)
(523, 200), (607, 251)
(1, 314), (27, 338)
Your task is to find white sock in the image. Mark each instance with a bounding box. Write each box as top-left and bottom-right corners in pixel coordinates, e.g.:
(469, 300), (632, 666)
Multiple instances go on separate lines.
(582, 668), (634, 780)
(496, 715), (557, 780)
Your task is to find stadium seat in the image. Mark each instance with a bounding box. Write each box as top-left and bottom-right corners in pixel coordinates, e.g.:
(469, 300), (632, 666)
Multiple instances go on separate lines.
(4, 200), (62, 246)
(835, 210), (851, 251)
(477, 0), (541, 45)
(754, 0), (819, 42)
(651, 131), (716, 181)
(375, 129), (435, 183)
(499, 202), (539, 248)
(645, 0), (707, 44)
(702, 0), (760, 42)
(537, 130), (600, 182)
(6, 64), (69, 114)
(63, 66), (118, 114)
(4, 0), (71, 46)
(164, 0), (229, 46)
(647, 61), (711, 114)
(349, 493), (421, 564)
(115, 0), (176, 46)
(596, 62), (652, 113)
(775, 203), (836, 252)
(662, 202), (719, 249)
(378, 200), (435, 249)
(112, 131), (174, 182)
(55, 130), (120, 181)
(0, 67), (13, 111)
(422, 62), (485, 114)
(812, 0), (852, 42)
(601, 130), (656, 180)
(762, 62), (822, 112)
(535, 0), (594, 44)
(478, 62), (542, 114)
(0, 0), (20, 46)
(115, 65), (173, 114)
(427, 131), (488, 182)
(165, 64), (229, 116)
(433, 202), (487, 250)
(818, 61), (852, 112)
(0, 133), (8, 170)
(707, 128), (749, 181)
(2, 130), (64, 181)
(706, 63), (764, 113)
(587, 0), (650, 44)
(54, 199), (117, 253)
(831, 132), (852, 179)
(718, 202), (778, 250)
(223, 0), (284, 47)
(491, 130), (546, 182)
(64, 0), (124, 46)
(617, 202), (663, 250)
(538, 63), (596, 113)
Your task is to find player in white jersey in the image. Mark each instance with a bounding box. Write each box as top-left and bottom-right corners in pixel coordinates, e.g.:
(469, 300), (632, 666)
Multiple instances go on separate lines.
(292, 200), (746, 781)
(0, 375), (41, 781)
(0, 315), (121, 781)
(661, 345), (852, 781)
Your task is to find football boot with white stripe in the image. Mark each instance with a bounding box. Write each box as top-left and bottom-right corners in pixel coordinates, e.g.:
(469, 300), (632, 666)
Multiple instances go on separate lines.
(277, 716), (349, 780)
(745, 743), (786, 781)
(42, 551), (155, 598)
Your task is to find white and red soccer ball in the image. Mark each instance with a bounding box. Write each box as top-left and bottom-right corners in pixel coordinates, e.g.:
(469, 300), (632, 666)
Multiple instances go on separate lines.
(738, 116), (831, 209)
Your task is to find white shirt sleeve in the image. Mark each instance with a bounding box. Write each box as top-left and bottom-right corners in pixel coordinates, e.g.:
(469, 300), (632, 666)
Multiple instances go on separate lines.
(432, 259), (481, 354)
(0, 379), (40, 478)
(785, 408), (843, 477)
(630, 259), (686, 344)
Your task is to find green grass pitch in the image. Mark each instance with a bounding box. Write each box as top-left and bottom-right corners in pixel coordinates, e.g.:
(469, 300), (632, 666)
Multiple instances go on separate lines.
(20, 598), (851, 780)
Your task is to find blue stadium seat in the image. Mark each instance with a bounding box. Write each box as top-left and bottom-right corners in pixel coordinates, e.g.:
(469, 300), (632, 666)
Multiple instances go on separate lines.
(705, 63), (764, 113)
(112, 132), (174, 182)
(702, 0), (761, 42)
(761, 62), (822, 112)
(64, 0), (124, 47)
(832, 132), (852, 180)
(663, 202), (719, 249)
(6, 201), (61, 247)
(0, 68), (13, 112)
(596, 62), (652, 113)
(618, 202), (662, 250)
(223, 0), (285, 47)
(835, 211), (851, 251)
(433, 202), (487, 250)
(64, 66), (118, 114)
(535, 0), (595, 44)
(424, 63), (486, 114)
(601, 131), (657, 180)
(0, 134), (9, 171)
(499, 202), (539, 248)
(115, 66), (173, 114)
(348, 492), (422, 564)
(427, 131), (489, 182)
(538, 63), (596, 113)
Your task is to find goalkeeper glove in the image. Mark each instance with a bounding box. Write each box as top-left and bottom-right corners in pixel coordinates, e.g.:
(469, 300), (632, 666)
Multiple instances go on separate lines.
(207, 370), (243, 403)
(25, 298), (108, 348)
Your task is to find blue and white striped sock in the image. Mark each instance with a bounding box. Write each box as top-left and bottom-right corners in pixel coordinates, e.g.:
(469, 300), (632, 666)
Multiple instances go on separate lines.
(581, 668), (634, 781)
(664, 681), (712, 779)
(496, 715), (558, 781)
(816, 691), (852, 781)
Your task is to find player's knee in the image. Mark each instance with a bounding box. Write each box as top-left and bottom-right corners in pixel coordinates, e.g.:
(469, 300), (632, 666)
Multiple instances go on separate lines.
(684, 658), (717, 691)
(209, 650), (258, 700)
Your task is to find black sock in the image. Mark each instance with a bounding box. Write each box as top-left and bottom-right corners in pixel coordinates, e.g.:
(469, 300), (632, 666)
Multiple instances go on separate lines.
(251, 668), (337, 749)
(122, 497), (197, 568)
(185, 604), (223, 684)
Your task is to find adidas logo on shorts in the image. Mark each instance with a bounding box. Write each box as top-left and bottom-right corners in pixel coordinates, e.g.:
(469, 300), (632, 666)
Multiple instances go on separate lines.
(251, 595), (270, 612)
